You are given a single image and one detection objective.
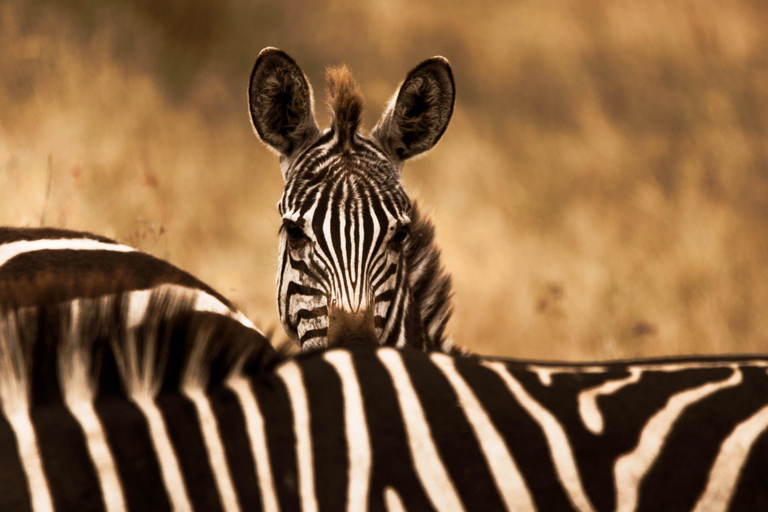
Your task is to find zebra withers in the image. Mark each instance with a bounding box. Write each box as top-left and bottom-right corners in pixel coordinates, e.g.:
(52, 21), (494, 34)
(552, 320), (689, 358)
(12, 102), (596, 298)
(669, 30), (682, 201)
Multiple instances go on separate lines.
(248, 48), (455, 352)
(3, 285), (768, 511)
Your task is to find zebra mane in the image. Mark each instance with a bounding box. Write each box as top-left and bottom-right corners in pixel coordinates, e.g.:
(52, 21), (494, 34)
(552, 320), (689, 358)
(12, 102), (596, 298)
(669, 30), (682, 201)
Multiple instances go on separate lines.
(0, 278), (287, 408)
(404, 202), (455, 352)
(326, 64), (364, 149)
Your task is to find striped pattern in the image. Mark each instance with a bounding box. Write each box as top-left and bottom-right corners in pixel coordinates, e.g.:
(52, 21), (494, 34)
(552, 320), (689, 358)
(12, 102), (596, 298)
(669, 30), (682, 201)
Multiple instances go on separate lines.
(0, 227), (262, 334)
(2, 290), (768, 511)
(0, 288), (275, 512)
(249, 48), (455, 352)
(276, 136), (414, 349)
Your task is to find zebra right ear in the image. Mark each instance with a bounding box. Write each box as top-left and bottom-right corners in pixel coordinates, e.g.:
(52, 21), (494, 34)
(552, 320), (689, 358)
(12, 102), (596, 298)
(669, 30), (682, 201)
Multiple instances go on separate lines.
(248, 48), (320, 162)
(372, 57), (455, 163)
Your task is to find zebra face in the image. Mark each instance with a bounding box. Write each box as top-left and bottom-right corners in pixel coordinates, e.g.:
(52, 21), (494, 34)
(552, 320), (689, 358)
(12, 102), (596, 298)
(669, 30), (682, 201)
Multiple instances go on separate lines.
(277, 150), (412, 349)
(249, 48), (454, 350)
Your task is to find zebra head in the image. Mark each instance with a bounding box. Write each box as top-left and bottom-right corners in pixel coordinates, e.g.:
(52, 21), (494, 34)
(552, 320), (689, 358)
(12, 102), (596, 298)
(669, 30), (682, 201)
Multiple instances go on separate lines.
(248, 48), (455, 351)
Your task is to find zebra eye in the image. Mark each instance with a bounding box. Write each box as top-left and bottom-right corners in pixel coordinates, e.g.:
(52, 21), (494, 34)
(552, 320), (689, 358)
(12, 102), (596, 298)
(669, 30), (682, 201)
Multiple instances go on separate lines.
(283, 221), (308, 245)
(388, 225), (410, 251)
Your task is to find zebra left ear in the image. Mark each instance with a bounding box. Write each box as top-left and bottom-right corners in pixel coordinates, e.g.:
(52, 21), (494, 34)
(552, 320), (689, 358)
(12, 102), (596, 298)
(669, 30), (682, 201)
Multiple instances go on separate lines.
(248, 48), (320, 164)
(371, 57), (455, 163)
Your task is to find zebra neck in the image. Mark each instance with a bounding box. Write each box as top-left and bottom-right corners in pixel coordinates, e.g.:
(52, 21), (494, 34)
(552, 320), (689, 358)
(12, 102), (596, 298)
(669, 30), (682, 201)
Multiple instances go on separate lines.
(402, 203), (454, 352)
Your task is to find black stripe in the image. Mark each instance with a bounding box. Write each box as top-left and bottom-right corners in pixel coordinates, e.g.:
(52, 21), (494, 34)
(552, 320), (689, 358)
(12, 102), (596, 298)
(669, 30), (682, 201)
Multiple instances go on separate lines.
(297, 306), (328, 320)
(328, 182), (345, 295)
(0, 250), (236, 311)
(311, 182), (335, 283)
(344, 185), (355, 289)
(288, 254), (326, 289)
(639, 368), (768, 511)
(157, 393), (224, 512)
(302, 356), (348, 512)
(0, 414), (32, 511)
(0, 227), (118, 244)
(209, 386), (262, 511)
(32, 403), (106, 511)
(402, 351), (504, 508)
(353, 349), (434, 511)
(375, 289), (395, 304)
(359, 188), (375, 279)
(459, 359), (574, 510)
(300, 328), (329, 344)
(96, 396), (173, 511)
(372, 263), (397, 292)
(286, 281), (324, 298)
(253, 373), (301, 511)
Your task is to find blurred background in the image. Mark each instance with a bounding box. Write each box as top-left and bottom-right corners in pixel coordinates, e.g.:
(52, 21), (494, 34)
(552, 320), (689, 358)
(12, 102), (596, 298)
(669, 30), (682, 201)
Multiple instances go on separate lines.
(2, 0), (768, 360)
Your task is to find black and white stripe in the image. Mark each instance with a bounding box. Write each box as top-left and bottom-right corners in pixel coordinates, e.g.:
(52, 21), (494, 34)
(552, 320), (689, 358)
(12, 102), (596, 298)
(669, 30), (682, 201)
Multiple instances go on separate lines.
(0, 227), (263, 335)
(0, 284), (277, 512)
(3, 287), (768, 511)
(249, 48), (455, 352)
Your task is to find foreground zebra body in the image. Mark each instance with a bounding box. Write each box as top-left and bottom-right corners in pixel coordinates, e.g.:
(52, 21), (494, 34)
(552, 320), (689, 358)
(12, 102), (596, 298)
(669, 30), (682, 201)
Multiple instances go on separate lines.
(2, 292), (768, 510)
(249, 48), (455, 352)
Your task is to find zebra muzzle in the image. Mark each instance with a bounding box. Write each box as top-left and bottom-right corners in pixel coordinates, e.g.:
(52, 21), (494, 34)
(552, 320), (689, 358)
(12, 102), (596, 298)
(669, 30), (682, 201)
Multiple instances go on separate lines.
(326, 303), (377, 347)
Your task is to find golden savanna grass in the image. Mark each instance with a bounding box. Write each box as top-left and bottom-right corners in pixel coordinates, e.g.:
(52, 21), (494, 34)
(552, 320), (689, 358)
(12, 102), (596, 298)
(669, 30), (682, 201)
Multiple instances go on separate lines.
(2, 0), (767, 359)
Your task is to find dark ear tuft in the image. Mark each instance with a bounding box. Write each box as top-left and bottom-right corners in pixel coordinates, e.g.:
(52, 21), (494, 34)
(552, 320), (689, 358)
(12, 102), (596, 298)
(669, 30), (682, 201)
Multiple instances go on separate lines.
(326, 65), (364, 150)
(372, 57), (455, 162)
(248, 48), (319, 158)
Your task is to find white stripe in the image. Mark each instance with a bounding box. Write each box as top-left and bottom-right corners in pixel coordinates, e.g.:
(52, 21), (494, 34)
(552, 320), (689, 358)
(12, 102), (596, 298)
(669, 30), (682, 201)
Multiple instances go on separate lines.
(484, 361), (596, 512)
(277, 362), (318, 512)
(377, 348), (465, 512)
(578, 368), (643, 435)
(693, 403), (768, 512)
(184, 388), (241, 512)
(614, 366), (742, 512)
(0, 238), (135, 268)
(133, 396), (193, 512)
(528, 360), (768, 387)
(226, 376), (280, 512)
(432, 354), (535, 512)
(67, 402), (127, 512)
(124, 285), (262, 333)
(7, 413), (54, 512)
(323, 351), (371, 512)
(59, 299), (126, 512)
(0, 312), (54, 512)
(384, 486), (406, 512)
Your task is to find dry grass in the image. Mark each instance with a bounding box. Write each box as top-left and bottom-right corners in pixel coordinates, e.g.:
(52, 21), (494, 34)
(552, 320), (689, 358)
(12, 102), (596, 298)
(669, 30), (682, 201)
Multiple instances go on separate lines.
(2, 0), (768, 359)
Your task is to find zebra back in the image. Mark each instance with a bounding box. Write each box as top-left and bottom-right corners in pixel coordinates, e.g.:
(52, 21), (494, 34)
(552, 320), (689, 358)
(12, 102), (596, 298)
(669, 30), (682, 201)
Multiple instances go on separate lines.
(2, 286), (768, 512)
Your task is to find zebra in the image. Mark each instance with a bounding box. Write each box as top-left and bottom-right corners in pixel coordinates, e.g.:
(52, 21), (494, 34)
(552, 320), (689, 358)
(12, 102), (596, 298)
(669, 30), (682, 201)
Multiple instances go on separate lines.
(2, 285), (768, 511)
(0, 226), (274, 360)
(248, 48), (455, 353)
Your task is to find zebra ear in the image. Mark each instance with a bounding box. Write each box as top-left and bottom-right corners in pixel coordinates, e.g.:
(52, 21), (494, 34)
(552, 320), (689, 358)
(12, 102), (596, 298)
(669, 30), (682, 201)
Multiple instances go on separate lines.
(248, 48), (320, 161)
(372, 57), (455, 162)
